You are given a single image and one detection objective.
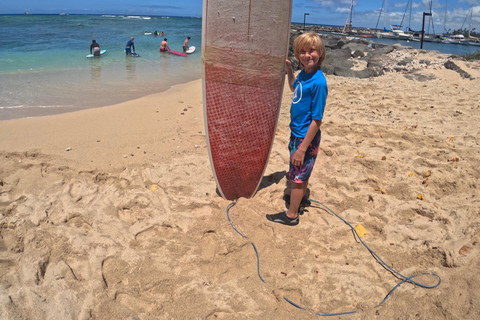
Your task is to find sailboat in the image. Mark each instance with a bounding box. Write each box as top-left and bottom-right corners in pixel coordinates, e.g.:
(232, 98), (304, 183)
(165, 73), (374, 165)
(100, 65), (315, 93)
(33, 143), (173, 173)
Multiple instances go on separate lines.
(375, 0), (412, 40)
(442, 2), (469, 45)
(466, 6), (480, 46)
(409, 0), (441, 42)
(332, 0), (354, 36)
(343, 0), (354, 34)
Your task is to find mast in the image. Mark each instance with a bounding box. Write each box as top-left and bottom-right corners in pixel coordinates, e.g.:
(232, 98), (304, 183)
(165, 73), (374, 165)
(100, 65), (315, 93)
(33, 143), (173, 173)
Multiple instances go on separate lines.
(409, 0), (412, 30)
(343, 0), (354, 33)
(400, 0), (409, 29)
(444, 0), (448, 34)
(384, 0), (387, 29)
(469, 6), (473, 38)
(375, 0), (385, 30)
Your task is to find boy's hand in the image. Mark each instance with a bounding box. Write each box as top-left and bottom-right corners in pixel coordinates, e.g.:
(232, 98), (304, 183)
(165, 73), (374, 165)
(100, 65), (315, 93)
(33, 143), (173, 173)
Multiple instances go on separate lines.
(292, 149), (306, 167)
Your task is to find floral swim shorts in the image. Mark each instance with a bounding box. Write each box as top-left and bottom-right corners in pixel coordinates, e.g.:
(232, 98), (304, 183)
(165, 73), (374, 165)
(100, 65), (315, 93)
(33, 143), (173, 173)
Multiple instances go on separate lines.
(288, 130), (321, 183)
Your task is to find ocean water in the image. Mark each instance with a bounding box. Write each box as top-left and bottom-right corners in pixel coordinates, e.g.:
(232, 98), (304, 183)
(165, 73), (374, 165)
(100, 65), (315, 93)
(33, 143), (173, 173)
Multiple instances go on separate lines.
(0, 14), (202, 121)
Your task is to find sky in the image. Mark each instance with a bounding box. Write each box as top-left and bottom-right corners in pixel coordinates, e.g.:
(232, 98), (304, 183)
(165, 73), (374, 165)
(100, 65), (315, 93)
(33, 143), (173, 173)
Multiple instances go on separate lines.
(2, 0), (479, 32)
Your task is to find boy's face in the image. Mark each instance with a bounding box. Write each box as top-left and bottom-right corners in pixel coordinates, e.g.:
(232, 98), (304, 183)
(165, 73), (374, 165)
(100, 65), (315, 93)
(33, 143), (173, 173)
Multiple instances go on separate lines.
(299, 46), (319, 72)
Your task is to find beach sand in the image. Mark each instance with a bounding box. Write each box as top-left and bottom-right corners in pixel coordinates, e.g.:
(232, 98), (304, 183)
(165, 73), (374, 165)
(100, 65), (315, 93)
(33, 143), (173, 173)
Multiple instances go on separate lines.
(1, 51), (480, 319)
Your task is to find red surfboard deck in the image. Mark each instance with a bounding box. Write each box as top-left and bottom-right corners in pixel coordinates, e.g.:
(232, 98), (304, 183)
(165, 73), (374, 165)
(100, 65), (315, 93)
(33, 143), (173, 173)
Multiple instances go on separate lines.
(202, 0), (293, 200)
(167, 50), (187, 57)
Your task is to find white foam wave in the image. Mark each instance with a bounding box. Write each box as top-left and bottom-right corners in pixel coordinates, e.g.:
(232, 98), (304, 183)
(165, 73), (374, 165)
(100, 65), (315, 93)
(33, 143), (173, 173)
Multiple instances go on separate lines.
(0, 105), (73, 110)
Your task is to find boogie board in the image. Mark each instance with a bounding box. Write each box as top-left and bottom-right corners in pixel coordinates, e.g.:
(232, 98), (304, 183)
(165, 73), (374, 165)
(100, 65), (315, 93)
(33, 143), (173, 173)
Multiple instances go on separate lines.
(124, 50), (140, 57)
(167, 50), (187, 57)
(202, 0), (293, 200)
(86, 49), (106, 58)
(186, 46), (196, 54)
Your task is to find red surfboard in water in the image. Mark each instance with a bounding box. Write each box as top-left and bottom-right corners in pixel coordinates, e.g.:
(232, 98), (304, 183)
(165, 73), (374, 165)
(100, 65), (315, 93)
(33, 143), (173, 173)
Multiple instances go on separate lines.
(167, 50), (187, 57)
(202, 0), (293, 200)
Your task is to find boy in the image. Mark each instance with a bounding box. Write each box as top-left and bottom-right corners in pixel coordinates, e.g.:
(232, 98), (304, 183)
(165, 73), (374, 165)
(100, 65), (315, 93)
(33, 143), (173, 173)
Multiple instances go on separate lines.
(267, 32), (327, 226)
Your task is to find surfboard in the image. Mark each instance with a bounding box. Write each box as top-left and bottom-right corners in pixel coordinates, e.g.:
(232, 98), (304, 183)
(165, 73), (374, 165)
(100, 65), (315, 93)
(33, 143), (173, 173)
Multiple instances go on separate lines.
(202, 0), (293, 200)
(186, 46), (196, 54)
(86, 49), (106, 58)
(167, 50), (187, 57)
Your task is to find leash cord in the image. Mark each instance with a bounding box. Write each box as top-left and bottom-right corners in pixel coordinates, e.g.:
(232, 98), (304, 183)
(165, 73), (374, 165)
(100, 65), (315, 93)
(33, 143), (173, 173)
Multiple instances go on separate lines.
(225, 198), (441, 316)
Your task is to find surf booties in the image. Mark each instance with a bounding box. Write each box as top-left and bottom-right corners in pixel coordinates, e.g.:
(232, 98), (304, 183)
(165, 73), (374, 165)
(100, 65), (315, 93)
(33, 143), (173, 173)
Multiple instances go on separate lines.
(283, 189), (311, 215)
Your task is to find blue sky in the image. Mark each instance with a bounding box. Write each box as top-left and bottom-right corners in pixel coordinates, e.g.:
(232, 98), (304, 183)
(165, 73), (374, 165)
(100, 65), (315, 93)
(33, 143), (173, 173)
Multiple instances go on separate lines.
(2, 0), (479, 31)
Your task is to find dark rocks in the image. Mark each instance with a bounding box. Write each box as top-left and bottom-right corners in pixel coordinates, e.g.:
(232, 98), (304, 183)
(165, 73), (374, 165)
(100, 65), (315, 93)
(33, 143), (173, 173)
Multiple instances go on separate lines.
(397, 57), (414, 66)
(287, 28), (471, 80)
(404, 72), (436, 82)
(352, 50), (365, 58)
(366, 52), (386, 77)
(444, 60), (473, 79)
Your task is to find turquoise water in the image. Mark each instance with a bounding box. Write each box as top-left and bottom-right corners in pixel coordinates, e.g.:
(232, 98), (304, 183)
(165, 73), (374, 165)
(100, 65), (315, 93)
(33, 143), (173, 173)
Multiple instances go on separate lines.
(0, 14), (202, 120)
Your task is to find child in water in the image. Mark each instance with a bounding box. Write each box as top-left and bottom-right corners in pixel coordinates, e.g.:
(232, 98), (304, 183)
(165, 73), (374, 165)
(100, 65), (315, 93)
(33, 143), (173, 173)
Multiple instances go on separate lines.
(267, 32), (327, 226)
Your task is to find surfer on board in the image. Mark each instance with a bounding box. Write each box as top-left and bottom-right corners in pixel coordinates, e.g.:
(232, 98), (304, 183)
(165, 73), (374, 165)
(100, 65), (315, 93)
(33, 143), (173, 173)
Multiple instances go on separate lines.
(266, 32), (327, 226)
(160, 38), (170, 52)
(90, 40), (100, 57)
(125, 37), (135, 55)
(183, 36), (191, 53)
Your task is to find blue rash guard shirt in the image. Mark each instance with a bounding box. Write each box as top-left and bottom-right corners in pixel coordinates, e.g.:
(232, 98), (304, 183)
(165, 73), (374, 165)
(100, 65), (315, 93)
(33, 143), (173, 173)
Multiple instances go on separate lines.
(126, 40), (135, 51)
(290, 68), (328, 138)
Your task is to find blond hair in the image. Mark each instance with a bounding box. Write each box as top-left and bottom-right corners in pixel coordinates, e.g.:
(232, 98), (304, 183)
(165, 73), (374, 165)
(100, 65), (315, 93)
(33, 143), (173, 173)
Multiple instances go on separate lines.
(293, 32), (326, 68)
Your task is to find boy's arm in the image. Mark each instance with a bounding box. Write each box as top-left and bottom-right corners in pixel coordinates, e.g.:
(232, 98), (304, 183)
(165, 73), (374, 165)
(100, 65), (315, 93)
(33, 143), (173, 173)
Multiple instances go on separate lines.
(285, 60), (295, 92)
(291, 119), (322, 167)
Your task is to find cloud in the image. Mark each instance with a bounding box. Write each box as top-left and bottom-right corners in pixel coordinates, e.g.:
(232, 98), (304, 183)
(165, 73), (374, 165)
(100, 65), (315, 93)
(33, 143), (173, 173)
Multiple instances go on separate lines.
(459, 0), (480, 6)
(138, 5), (183, 10)
(312, 0), (353, 7)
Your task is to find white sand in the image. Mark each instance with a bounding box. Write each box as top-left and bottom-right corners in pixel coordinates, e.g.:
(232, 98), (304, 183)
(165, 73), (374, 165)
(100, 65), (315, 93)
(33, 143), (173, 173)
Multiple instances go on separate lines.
(1, 51), (480, 319)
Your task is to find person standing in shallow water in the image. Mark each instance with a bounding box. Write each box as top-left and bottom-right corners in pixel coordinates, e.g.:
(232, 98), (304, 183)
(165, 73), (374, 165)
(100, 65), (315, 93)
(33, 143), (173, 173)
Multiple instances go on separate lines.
(125, 37), (135, 55)
(160, 38), (170, 52)
(183, 36), (191, 53)
(90, 40), (100, 56)
(266, 32), (328, 226)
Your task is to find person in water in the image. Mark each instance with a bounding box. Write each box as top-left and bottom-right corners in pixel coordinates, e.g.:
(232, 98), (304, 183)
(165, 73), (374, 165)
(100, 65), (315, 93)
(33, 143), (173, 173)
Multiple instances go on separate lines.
(160, 38), (170, 52)
(154, 30), (158, 36)
(266, 32), (327, 226)
(125, 37), (135, 55)
(90, 40), (100, 56)
(183, 36), (191, 53)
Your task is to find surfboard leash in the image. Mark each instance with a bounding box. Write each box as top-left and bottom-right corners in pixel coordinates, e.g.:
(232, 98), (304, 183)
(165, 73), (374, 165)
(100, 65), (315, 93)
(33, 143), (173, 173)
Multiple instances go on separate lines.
(225, 198), (442, 316)
(226, 200), (266, 283)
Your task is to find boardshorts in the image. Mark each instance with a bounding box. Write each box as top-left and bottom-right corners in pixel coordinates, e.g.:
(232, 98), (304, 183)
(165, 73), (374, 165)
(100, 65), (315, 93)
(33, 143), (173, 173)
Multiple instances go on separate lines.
(288, 130), (321, 183)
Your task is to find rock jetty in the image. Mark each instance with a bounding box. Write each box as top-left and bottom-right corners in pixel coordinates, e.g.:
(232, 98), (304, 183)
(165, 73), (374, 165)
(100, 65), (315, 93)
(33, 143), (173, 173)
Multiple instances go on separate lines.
(289, 24), (472, 80)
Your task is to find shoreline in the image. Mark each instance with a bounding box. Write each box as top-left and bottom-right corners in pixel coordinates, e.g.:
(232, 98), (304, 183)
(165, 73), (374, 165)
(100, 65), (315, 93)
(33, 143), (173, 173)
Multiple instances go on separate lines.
(2, 24), (475, 122)
(0, 78), (205, 171)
